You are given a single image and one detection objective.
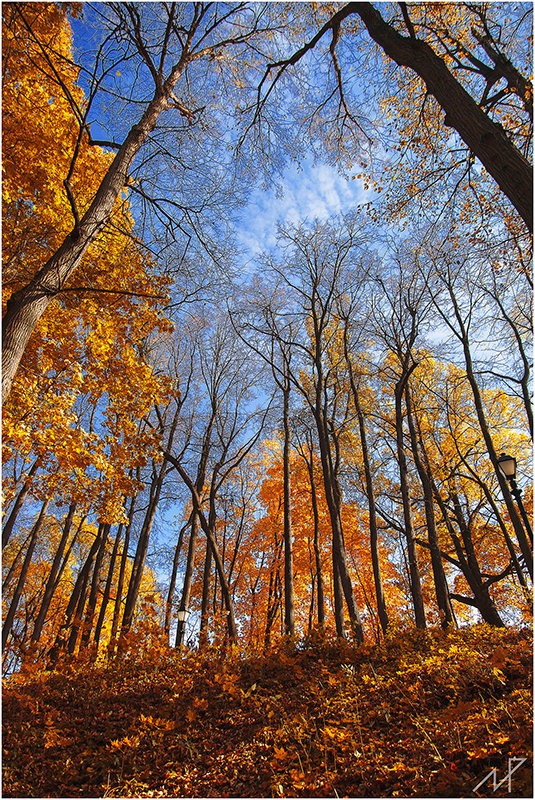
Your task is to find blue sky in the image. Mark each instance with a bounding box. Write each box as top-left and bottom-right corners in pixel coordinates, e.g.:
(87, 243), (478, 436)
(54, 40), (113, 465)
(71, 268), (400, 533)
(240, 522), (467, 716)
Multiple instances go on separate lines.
(235, 156), (375, 265)
(68, 3), (378, 272)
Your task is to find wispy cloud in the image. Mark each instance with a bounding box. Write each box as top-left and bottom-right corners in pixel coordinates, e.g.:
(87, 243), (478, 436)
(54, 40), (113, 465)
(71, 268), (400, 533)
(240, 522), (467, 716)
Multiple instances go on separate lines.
(236, 158), (373, 263)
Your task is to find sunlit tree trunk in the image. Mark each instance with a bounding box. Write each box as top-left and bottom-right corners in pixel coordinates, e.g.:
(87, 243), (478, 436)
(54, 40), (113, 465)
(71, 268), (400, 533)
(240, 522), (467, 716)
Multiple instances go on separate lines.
(405, 388), (455, 628)
(2, 498), (50, 649)
(164, 515), (190, 641)
(282, 366), (295, 637)
(31, 501), (77, 644)
(354, 3), (532, 231)
(394, 371), (426, 629)
(2, 458), (40, 550)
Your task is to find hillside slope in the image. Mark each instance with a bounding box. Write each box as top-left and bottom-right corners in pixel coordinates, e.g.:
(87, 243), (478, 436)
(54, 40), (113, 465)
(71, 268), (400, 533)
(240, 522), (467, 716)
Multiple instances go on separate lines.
(2, 626), (532, 798)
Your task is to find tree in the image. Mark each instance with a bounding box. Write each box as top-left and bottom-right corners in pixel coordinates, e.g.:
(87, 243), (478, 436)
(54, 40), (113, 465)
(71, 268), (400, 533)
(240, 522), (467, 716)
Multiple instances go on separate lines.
(2, 1), (282, 401)
(253, 3), (532, 230)
(421, 239), (532, 578)
(370, 264), (430, 629)
(354, 2), (532, 231)
(161, 309), (272, 645)
(337, 296), (390, 634)
(252, 218), (368, 640)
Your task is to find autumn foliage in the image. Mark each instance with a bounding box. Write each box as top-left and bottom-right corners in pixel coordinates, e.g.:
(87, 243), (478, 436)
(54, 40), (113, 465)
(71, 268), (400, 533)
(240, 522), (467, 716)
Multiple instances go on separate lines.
(2, 625), (532, 798)
(2, 3), (532, 796)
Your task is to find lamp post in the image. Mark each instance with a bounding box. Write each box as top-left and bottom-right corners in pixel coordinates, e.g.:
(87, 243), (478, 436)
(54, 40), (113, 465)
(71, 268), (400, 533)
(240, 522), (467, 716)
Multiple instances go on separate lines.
(497, 453), (533, 545)
(175, 608), (190, 647)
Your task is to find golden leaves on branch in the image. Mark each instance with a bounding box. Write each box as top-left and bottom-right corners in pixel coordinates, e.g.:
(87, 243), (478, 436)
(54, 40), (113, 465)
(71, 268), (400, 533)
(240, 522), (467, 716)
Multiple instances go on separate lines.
(2, 3), (173, 520)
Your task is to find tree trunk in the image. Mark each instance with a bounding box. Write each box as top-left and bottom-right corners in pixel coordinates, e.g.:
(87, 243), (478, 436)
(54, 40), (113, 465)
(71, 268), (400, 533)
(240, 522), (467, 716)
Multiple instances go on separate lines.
(2, 498), (50, 649)
(80, 524), (111, 649)
(175, 513), (199, 647)
(394, 376), (427, 629)
(316, 415), (364, 641)
(164, 514), (190, 640)
(450, 490), (506, 627)
(48, 524), (105, 664)
(94, 522), (123, 647)
(199, 537), (213, 648)
(447, 285), (533, 577)
(264, 537), (283, 650)
(2, 59), (190, 403)
(282, 373), (295, 636)
(122, 409), (180, 634)
(354, 2), (532, 231)
(3, 530), (33, 593)
(164, 450), (239, 643)
(2, 458), (40, 549)
(306, 453), (325, 627)
(350, 377), (389, 634)
(405, 387), (455, 628)
(121, 466), (164, 634)
(31, 501), (77, 644)
(110, 493), (136, 645)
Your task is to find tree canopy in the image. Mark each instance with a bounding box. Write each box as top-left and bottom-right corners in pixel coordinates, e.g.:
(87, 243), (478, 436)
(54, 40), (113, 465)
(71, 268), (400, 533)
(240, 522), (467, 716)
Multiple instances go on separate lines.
(2, 6), (532, 791)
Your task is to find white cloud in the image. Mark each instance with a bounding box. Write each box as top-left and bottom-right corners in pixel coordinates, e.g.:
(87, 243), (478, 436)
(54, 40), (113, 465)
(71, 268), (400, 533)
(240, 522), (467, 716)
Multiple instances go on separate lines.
(236, 158), (371, 261)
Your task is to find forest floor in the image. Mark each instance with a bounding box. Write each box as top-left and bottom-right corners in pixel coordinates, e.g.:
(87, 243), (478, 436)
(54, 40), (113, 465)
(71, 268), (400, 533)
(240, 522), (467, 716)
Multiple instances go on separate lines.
(2, 625), (532, 798)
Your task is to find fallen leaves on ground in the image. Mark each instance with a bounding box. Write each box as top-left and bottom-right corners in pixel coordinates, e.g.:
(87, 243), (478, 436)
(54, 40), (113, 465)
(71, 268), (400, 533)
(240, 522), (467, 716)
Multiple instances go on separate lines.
(2, 624), (532, 797)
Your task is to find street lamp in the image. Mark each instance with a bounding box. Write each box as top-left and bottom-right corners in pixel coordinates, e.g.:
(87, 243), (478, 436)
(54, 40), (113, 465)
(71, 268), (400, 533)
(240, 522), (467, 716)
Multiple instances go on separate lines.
(175, 608), (190, 648)
(497, 453), (516, 479)
(497, 453), (533, 544)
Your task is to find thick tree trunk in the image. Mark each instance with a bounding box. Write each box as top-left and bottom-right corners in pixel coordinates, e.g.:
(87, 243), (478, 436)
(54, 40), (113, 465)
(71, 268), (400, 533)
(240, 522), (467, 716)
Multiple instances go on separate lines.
(354, 2), (532, 231)
(1, 59), (190, 403)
